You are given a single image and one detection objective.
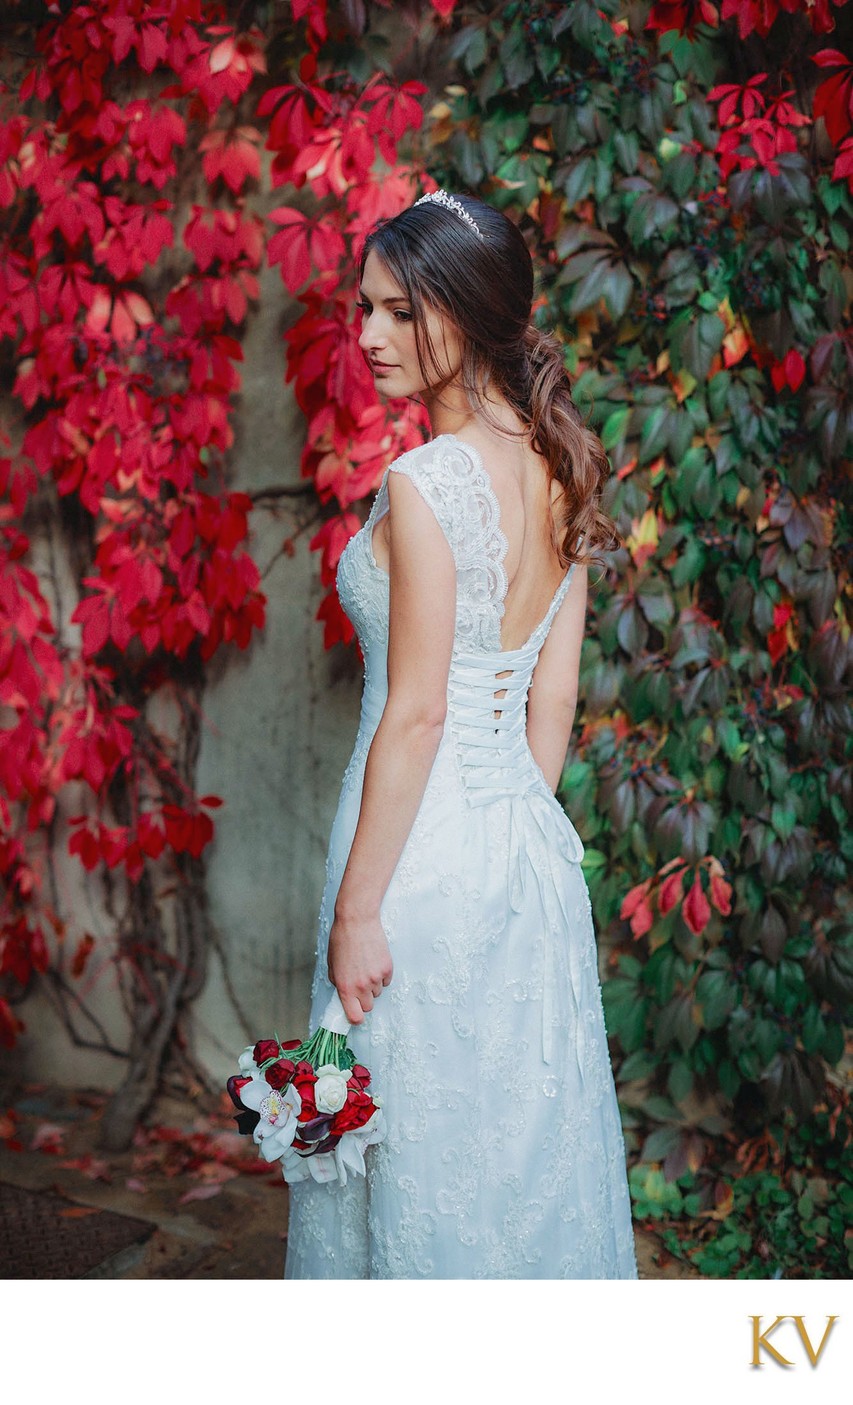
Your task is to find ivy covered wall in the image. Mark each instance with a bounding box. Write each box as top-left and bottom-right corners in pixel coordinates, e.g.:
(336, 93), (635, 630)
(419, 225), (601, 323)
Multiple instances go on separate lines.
(0, 0), (849, 1271)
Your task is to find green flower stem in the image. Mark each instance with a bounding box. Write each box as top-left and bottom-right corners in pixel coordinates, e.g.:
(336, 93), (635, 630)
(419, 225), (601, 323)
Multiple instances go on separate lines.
(256, 1024), (356, 1078)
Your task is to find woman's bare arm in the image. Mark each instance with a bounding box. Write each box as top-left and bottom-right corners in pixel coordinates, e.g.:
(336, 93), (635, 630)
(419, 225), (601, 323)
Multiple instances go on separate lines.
(525, 563), (587, 792)
(329, 469), (457, 1022)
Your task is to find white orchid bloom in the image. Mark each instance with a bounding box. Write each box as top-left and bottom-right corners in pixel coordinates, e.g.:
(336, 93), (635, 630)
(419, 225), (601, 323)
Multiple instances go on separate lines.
(305, 1151), (339, 1183)
(247, 1080), (303, 1163)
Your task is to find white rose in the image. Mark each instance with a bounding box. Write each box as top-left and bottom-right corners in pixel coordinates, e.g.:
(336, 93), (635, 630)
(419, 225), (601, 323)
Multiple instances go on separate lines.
(237, 1045), (258, 1075)
(313, 1063), (349, 1114)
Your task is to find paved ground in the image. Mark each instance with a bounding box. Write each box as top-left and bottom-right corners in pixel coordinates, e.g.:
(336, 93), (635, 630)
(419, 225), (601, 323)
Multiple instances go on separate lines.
(0, 1079), (700, 1279)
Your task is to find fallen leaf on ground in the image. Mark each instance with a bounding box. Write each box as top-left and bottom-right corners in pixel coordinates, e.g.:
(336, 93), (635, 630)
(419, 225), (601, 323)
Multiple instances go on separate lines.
(0, 1111), (18, 1138)
(32, 1122), (66, 1152)
(197, 1160), (241, 1184)
(59, 1154), (112, 1182)
(206, 1130), (245, 1156)
(179, 1183), (223, 1204)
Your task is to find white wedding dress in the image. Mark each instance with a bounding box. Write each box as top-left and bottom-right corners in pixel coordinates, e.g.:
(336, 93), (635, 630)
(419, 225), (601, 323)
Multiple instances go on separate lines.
(284, 434), (638, 1279)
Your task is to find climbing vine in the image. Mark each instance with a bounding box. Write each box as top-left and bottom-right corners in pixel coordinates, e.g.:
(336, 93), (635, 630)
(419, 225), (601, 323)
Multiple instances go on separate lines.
(0, 0), (452, 1147)
(1, 0), (850, 1273)
(413, 0), (851, 1274)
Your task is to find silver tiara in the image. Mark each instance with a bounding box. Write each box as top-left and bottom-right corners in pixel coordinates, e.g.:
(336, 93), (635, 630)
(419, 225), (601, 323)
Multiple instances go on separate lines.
(414, 189), (484, 240)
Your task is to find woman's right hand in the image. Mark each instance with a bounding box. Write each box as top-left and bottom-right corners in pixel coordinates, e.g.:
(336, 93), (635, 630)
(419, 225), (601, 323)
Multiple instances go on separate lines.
(327, 906), (393, 1025)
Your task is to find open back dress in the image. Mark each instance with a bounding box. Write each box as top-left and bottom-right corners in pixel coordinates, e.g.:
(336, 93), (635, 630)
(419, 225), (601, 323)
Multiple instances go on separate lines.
(284, 433), (638, 1279)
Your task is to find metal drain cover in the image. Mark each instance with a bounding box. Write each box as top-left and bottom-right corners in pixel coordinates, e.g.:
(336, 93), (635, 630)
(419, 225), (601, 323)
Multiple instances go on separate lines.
(0, 1179), (155, 1279)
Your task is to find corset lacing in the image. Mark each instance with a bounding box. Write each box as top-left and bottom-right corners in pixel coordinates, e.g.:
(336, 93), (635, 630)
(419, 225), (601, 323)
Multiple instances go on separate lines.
(447, 645), (588, 1087)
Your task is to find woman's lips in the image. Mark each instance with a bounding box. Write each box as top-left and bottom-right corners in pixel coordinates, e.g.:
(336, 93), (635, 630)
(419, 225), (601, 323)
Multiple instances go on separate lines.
(370, 361), (397, 373)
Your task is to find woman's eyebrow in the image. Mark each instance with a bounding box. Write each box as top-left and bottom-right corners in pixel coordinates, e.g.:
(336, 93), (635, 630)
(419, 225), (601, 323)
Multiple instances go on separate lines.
(358, 291), (410, 305)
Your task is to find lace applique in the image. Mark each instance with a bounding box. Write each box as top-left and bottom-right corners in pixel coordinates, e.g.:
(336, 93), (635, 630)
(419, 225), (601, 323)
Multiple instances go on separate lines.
(372, 435), (510, 654)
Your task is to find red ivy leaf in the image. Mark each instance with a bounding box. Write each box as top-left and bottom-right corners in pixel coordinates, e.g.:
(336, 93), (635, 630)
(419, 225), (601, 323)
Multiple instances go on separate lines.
(682, 871), (711, 935)
(709, 868), (732, 916)
(658, 864), (687, 916)
(813, 58), (853, 146)
(268, 207), (311, 291)
(620, 880), (655, 938)
(71, 933), (95, 978)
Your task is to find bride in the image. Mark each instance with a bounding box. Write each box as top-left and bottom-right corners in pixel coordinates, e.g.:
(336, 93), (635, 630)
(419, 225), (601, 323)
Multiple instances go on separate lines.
(284, 189), (638, 1279)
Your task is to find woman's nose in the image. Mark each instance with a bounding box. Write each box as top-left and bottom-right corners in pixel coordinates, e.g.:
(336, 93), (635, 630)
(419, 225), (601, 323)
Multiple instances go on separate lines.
(358, 316), (385, 353)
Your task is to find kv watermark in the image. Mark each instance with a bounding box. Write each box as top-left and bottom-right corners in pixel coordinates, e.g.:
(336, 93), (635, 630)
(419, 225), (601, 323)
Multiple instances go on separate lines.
(749, 1315), (839, 1368)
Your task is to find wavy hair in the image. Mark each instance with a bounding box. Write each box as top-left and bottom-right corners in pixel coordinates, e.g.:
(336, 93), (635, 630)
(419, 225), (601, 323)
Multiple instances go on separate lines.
(358, 192), (621, 575)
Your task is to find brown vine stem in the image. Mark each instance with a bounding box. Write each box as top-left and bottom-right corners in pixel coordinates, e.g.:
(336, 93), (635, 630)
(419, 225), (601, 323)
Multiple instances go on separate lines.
(41, 967), (128, 1062)
(97, 858), (184, 1151)
(160, 1048), (219, 1102)
(247, 482), (316, 500)
(98, 674), (212, 1152)
(259, 509), (323, 582)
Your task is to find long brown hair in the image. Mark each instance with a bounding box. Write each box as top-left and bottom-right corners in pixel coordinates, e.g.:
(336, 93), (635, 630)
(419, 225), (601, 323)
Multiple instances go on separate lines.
(359, 192), (621, 574)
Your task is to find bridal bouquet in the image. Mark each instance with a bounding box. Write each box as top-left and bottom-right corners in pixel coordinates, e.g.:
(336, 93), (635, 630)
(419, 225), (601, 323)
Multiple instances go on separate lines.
(226, 991), (385, 1186)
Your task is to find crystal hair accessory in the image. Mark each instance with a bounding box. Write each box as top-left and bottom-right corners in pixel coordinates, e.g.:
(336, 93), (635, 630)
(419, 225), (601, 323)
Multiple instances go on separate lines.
(414, 189), (484, 240)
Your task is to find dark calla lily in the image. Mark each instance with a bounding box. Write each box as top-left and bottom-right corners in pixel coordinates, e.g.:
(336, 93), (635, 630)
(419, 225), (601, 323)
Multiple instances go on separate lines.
(308, 1132), (343, 1156)
(297, 1113), (335, 1143)
(233, 1108), (260, 1137)
(227, 1074), (252, 1110)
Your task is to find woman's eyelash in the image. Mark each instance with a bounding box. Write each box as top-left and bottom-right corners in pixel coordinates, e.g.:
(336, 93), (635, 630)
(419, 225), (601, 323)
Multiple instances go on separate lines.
(356, 300), (411, 322)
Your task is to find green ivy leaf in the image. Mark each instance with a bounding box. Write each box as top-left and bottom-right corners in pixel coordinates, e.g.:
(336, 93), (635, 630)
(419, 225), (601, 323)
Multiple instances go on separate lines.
(499, 22), (535, 90)
(696, 970), (736, 1030)
(562, 153), (594, 208)
(668, 1058), (693, 1102)
(770, 802), (797, 841)
(670, 310), (725, 380)
(639, 404), (672, 463)
(448, 24), (487, 73)
(601, 405), (630, 451)
(637, 582), (674, 627)
(670, 533), (706, 587)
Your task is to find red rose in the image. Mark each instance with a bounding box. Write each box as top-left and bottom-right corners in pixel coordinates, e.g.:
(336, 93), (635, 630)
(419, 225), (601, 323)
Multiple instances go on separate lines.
(265, 1058), (295, 1089)
(349, 1064), (371, 1090)
(331, 1089), (377, 1135)
(292, 1060), (316, 1089)
(292, 1060), (317, 1117)
(281, 1039), (301, 1051)
(253, 1038), (280, 1065)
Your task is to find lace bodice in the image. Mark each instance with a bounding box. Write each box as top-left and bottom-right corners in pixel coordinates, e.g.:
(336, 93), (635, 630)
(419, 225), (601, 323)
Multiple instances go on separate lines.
(336, 432), (582, 830)
(336, 433), (574, 659)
